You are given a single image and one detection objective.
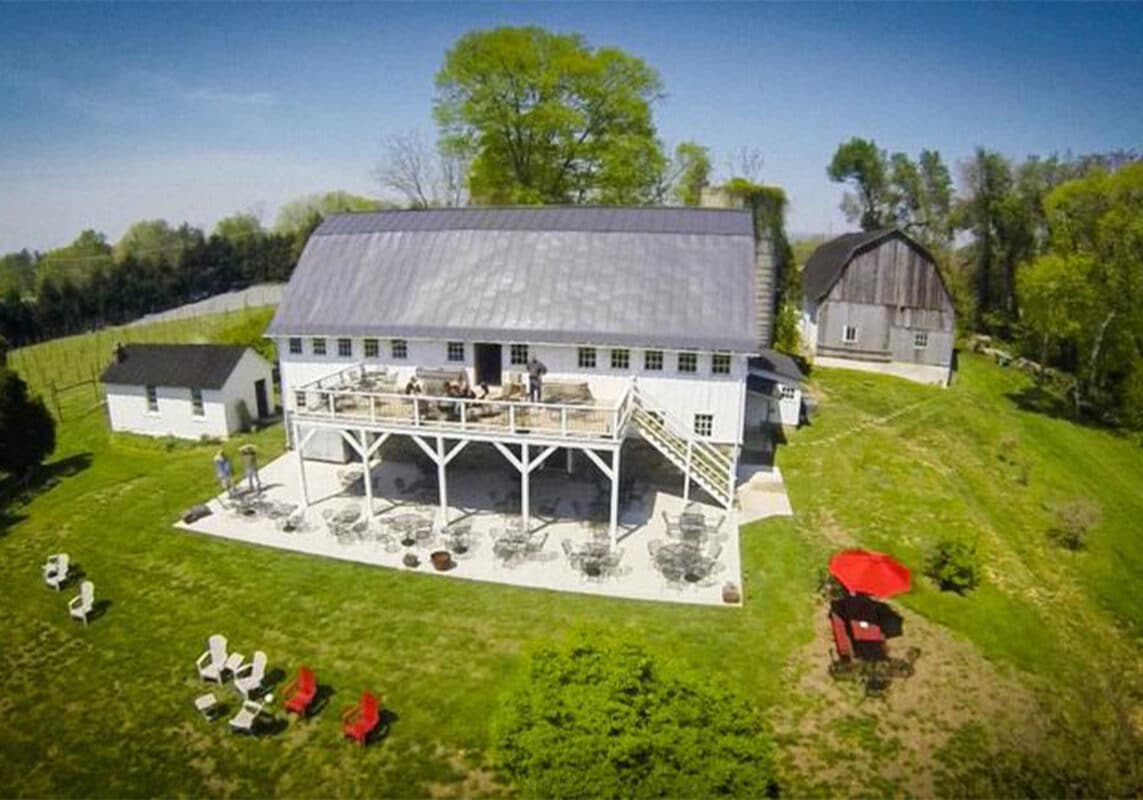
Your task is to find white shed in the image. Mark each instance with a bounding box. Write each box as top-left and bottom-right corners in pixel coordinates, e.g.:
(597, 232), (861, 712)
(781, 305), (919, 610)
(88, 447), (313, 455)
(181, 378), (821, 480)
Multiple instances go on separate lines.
(102, 344), (274, 440)
(745, 349), (806, 429)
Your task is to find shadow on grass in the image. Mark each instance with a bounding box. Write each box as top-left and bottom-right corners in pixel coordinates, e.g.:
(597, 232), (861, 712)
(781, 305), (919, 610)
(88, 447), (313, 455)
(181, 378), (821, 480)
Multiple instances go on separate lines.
(1006, 386), (1112, 431)
(88, 598), (113, 623)
(0, 452), (94, 519)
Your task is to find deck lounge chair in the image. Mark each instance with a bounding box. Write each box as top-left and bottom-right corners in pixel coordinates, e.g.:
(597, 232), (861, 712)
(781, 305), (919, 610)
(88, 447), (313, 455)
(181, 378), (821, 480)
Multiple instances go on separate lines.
(68, 581), (95, 626)
(342, 691), (382, 745)
(229, 699), (265, 734)
(234, 650), (267, 699)
(196, 634), (230, 683)
(43, 553), (70, 591)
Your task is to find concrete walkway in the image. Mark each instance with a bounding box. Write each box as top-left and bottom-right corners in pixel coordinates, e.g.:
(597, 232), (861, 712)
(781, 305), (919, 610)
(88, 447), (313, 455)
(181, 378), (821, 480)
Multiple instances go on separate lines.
(177, 452), (745, 607)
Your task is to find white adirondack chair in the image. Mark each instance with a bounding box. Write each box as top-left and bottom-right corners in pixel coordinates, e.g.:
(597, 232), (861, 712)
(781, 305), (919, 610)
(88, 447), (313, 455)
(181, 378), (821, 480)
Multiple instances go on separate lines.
(196, 634), (229, 683)
(68, 581), (95, 625)
(234, 650), (267, 699)
(43, 553), (70, 591)
(228, 699), (264, 734)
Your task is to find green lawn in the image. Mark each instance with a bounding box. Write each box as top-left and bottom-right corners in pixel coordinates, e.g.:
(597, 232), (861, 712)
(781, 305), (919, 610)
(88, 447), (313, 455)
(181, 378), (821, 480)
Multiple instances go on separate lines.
(1, 317), (1140, 797)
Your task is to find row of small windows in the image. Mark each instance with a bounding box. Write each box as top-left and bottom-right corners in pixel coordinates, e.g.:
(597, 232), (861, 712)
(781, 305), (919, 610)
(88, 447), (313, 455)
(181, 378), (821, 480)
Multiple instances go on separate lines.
(289, 336), (733, 374)
(145, 385), (205, 417)
(841, 327), (929, 349)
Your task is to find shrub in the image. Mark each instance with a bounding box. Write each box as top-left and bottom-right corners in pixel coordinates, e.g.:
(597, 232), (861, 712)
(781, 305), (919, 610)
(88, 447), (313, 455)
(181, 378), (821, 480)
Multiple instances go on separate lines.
(1049, 497), (1100, 550)
(493, 635), (780, 800)
(925, 538), (980, 593)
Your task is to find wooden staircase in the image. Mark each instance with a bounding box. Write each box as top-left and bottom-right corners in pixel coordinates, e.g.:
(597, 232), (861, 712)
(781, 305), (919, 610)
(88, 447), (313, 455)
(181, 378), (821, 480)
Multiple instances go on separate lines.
(627, 384), (736, 508)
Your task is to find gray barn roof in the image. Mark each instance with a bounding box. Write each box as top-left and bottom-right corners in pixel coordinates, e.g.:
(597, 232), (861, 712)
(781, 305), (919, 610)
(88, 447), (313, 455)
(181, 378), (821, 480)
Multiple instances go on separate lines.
(802, 228), (939, 302)
(267, 207), (758, 352)
(101, 344), (248, 389)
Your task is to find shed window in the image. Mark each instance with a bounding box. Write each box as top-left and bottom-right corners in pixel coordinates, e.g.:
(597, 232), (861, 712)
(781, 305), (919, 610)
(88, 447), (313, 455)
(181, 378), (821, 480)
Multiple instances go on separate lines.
(678, 352), (698, 373)
(693, 413), (713, 438)
(191, 388), (204, 416)
(312, 337), (327, 356)
(711, 353), (731, 375)
(447, 342), (465, 362)
(146, 385), (158, 412)
(337, 338), (353, 358)
(780, 384), (797, 400)
(510, 344), (529, 365)
(842, 326), (858, 345)
(288, 337), (302, 355)
(391, 339), (407, 360)
(610, 349), (630, 370)
(578, 347), (596, 369)
(364, 338), (379, 358)
(295, 391), (307, 410)
(914, 331), (929, 349)
(644, 350), (663, 371)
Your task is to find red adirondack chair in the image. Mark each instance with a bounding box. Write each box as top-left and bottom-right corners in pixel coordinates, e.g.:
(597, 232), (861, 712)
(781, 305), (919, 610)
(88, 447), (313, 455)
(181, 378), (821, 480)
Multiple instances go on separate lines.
(829, 612), (854, 660)
(283, 666), (317, 717)
(341, 691), (381, 745)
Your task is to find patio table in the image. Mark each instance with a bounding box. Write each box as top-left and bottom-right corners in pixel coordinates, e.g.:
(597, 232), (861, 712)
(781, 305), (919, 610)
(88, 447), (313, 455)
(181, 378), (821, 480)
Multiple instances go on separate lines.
(390, 513), (432, 545)
(654, 542), (707, 582)
(849, 618), (885, 643)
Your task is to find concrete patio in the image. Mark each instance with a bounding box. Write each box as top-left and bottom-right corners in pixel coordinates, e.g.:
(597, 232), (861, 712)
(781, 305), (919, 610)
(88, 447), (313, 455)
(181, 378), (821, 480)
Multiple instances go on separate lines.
(176, 444), (792, 607)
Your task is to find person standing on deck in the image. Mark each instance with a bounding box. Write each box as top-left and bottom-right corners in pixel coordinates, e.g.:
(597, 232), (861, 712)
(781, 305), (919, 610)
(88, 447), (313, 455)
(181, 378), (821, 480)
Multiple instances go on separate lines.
(527, 356), (547, 402)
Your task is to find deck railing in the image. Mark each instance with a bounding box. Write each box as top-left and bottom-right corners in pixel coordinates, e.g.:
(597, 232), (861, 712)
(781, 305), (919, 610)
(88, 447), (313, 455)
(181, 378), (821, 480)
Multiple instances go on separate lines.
(293, 367), (631, 442)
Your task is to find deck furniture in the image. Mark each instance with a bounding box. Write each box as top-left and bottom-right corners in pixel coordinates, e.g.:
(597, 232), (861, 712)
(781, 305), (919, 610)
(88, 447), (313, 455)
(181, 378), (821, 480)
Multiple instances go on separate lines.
(234, 650), (267, 699)
(196, 634), (230, 683)
(68, 581), (95, 626)
(283, 666), (317, 718)
(849, 618), (885, 643)
(194, 692), (220, 720)
(228, 699), (265, 734)
(829, 612), (854, 660)
(42, 553), (70, 591)
(341, 691), (382, 746)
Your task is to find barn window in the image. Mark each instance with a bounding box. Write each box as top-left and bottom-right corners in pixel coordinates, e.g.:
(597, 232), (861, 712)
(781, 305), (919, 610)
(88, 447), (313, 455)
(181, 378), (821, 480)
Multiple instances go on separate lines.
(678, 352), (698, 373)
(914, 331), (929, 349)
(610, 349), (630, 370)
(312, 337), (327, 356)
(191, 388), (204, 416)
(363, 338), (379, 358)
(693, 413), (713, 438)
(644, 350), (663, 371)
(842, 326), (858, 345)
(578, 347), (597, 369)
(391, 339), (407, 360)
(510, 344), (529, 365)
(288, 337), (302, 355)
(711, 353), (731, 375)
(337, 338), (353, 358)
(447, 342), (465, 362)
(146, 385), (158, 412)
(780, 384), (797, 400)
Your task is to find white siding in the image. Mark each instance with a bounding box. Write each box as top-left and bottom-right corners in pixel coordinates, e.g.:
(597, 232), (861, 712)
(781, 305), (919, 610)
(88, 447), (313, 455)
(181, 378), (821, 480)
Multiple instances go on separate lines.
(220, 350), (275, 431)
(105, 383), (230, 439)
(276, 336), (749, 444)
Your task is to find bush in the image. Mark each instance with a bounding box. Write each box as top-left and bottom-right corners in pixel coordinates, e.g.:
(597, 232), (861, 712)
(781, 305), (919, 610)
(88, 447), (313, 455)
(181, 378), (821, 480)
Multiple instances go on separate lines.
(493, 635), (780, 800)
(1049, 497), (1100, 550)
(925, 538), (980, 593)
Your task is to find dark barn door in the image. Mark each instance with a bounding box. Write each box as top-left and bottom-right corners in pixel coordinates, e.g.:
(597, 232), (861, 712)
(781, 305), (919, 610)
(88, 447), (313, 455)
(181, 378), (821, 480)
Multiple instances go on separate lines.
(254, 379), (270, 418)
(474, 343), (503, 386)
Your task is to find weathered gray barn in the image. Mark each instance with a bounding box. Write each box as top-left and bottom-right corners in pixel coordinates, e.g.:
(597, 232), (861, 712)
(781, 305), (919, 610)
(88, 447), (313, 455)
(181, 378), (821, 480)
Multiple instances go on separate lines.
(800, 229), (955, 386)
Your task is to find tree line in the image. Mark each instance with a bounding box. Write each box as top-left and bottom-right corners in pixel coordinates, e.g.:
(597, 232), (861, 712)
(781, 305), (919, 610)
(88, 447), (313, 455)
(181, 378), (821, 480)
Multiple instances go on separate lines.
(827, 138), (1142, 426)
(0, 191), (379, 348)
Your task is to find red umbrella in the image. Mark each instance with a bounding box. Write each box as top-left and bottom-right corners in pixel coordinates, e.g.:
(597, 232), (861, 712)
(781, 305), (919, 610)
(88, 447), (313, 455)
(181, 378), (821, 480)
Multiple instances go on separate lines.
(829, 549), (911, 598)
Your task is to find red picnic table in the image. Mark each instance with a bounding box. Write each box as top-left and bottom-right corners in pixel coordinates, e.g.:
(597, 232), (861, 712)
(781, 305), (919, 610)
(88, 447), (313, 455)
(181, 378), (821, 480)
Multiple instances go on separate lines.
(849, 618), (884, 643)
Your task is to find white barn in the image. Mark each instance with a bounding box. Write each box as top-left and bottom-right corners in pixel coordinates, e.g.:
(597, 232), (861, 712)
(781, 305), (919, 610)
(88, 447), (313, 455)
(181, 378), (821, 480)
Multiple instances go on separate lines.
(102, 344), (274, 440)
(266, 207), (776, 542)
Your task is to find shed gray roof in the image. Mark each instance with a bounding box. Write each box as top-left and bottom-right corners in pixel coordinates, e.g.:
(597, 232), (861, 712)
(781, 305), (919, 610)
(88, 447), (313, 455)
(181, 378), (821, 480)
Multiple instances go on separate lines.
(748, 348), (805, 385)
(268, 207), (758, 352)
(100, 344), (249, 390)
(803, 228), (941, 303)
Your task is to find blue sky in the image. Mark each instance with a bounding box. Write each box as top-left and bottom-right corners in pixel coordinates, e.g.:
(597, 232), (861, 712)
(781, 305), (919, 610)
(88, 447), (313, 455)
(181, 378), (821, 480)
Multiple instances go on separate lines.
(1, 2), (1141, 252)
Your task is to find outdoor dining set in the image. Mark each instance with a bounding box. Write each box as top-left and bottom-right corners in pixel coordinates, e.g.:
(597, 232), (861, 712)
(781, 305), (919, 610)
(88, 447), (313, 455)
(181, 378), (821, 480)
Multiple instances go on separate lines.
(646, 507), (727, 584)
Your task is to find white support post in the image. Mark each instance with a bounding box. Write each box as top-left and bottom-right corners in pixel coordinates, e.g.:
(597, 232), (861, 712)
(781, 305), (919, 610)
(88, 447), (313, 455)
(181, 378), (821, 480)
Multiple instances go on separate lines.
(436, 436), (448, 526)
(683, 439), (693, 503)
(521, 443), (530, 532)
(360, 429), (373, 516)
(293, 423), (319, 509)
(609, 446), (621, 547)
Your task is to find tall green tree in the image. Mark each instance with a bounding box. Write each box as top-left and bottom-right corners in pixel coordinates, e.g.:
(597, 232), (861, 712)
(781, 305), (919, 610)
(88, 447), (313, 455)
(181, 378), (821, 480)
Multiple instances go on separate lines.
(669, 141), (712, 206)
(36, 230), (113, 288)
(0, 250), (36, 297)
(212, 213), (264, 244)
(273, 191), (382, 236)
(114, 219), (199, 264)
(434, 26), (666, 204)
(827, 137), (893, 230)
(0, 368), (55, 477)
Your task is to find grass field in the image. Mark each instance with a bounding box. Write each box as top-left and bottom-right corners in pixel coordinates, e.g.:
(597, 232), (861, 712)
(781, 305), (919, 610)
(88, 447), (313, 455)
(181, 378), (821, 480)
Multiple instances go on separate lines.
(1, 315), (1140, 797)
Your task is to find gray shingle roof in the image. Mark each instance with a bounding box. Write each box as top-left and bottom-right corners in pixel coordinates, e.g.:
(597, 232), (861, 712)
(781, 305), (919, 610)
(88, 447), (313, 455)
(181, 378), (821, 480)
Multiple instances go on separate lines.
(101, 344), (248, 390)
(268, 207), (758, 352)
(802, 229), (897, 302)
(749, 348), (805, 384)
